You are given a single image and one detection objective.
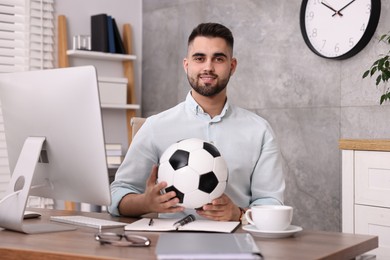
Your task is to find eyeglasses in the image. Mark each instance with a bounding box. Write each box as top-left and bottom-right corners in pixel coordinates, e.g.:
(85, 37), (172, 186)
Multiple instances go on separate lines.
(95, 232), (151, 247)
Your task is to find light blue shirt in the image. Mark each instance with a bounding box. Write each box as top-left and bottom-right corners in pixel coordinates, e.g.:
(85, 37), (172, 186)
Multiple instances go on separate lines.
(109, 92), (285, 217)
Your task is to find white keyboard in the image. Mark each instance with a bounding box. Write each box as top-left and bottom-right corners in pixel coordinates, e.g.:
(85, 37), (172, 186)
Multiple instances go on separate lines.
(50, 215), (127, 229)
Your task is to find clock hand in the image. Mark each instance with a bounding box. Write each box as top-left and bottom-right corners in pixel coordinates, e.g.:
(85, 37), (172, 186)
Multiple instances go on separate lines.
(321, 1), (343, 17)
(332, 0), (356, 17)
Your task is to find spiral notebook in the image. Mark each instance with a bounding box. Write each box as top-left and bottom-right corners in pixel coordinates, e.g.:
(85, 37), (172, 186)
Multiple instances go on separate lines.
(124, 218), (240, 233)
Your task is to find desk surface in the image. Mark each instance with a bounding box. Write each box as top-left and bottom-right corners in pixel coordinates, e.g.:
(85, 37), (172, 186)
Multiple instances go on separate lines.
(0, 208), (378, 260)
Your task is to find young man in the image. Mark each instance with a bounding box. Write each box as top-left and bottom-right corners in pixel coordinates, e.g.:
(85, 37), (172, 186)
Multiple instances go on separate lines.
(109, 23), (285, 221)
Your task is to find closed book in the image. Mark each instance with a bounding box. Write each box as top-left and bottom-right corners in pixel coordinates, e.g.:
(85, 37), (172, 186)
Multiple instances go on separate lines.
(156, 233), (262, 260)
(106, 149), (122, 156)
(105, 143), (122, 151)
(112, 18), (126, 54)
(106, 156), (123, 165)
(91, 13), (108, 52)
(106, 15), (116, 53)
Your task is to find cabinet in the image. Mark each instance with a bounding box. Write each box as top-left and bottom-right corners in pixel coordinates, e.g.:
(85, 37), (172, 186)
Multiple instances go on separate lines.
(58, 15), (139, 147)
(57, 15), (140, 211)
(340, 139), (390, 259)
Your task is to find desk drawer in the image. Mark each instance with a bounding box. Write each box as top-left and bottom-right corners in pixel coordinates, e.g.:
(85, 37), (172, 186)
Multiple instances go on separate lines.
(355, 205), (390, 259)
(355, 151), (390, 208)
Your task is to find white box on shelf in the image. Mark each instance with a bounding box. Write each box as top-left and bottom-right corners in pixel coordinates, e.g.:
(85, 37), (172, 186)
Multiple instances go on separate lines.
(98, 77), (127, 105)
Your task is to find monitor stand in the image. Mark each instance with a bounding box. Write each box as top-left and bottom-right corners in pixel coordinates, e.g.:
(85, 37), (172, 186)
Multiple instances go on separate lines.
(0, 137), (75, 234)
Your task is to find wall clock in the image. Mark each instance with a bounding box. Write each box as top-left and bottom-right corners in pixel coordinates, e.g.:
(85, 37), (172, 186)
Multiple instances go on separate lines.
(300, 0), (381, 60)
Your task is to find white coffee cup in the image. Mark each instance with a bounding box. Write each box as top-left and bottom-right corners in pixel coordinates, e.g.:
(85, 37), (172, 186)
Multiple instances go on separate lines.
(245, 205), (293, 231)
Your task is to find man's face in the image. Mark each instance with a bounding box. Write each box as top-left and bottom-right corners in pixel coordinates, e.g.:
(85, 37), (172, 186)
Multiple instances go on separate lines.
(183, 36), (237, 97)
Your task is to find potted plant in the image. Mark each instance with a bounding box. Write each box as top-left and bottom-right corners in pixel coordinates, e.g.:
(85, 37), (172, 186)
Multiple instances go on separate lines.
(363, 32), (390, 104)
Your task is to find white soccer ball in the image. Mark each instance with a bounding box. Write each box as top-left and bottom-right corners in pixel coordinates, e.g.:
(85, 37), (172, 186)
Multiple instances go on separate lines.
(158, 138), (228, 209)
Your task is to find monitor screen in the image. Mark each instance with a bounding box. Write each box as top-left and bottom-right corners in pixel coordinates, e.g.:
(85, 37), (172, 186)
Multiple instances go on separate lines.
(0, 66), (111, 233)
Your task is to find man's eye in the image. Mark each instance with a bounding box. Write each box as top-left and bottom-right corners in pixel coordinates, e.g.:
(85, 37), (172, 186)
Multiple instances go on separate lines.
(194, 57), (204, 62)
(215, 57), (225, 63)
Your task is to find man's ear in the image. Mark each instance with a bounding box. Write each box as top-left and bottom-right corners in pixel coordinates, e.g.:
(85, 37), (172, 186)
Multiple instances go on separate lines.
(183, 58), (188, 72)
(230, 57), (237, 75)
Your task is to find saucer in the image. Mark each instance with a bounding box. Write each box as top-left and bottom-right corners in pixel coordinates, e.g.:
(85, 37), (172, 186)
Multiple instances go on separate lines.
(242, 225), (303, 239)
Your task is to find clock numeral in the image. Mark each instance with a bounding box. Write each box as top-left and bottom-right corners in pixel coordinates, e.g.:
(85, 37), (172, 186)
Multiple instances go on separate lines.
(334, 43), (340, 53)
(311, 28), (318, 38)
(306, 11), (314, 21)
(360, 23), (366, 32)
(321, 40), (326, 49)
(366, 3), (371, 14)
(349, 38), (354, 47)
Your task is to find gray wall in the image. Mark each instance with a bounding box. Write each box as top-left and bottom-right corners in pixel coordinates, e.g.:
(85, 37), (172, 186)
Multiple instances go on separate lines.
(142, 0), (390, 231)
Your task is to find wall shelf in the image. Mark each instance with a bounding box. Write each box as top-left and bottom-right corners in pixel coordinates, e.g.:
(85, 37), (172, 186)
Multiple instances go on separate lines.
(101, 103), (140, 109)
(67, 49), (136, 61)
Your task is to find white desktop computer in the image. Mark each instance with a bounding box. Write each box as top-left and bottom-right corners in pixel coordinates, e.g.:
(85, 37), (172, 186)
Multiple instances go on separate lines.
(0, 66), (112, 233)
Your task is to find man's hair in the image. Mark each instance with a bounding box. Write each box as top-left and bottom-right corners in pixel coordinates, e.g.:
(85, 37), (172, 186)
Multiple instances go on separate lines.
(188, 23), (234, 50)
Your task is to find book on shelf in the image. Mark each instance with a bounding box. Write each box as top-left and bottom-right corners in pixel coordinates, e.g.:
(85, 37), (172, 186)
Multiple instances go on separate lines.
(90, 13), (125, 55)
(105, 143), (123, 166)
(106, 149), (122, 156)
(156, 233), (262, 260)
(112, 18), (126, 54)
(106, 156), (123, 166)
(106, 15), (116, 53)
(105, 143), (122, 151)
(91, 13), (108, 52)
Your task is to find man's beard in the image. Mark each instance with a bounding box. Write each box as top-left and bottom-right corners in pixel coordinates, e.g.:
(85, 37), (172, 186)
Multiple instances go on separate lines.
(187, 72), (231, 97)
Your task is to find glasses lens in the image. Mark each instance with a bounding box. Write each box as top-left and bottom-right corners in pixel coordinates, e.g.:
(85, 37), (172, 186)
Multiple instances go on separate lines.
(97, 232), (122, 241)
(124, 234), (151, 246)
(95, 233), (150, 247)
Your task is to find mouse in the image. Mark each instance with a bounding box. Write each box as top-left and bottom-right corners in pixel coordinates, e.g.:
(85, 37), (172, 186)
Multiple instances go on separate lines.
(23, 210), (42, 219)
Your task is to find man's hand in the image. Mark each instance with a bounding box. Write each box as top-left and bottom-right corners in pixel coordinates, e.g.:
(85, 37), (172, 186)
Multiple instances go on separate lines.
(142, 165), (185, 213)
(195, 194), (241, 221)
(118, 165), (184, 216)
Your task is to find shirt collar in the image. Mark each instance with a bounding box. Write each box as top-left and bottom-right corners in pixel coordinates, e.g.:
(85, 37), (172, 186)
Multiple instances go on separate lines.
(185, 91), (229, 121)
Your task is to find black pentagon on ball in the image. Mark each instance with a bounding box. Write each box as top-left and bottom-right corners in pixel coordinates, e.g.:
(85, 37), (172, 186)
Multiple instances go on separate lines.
(165, 185), (184, 203)
(198, 171), (219, 193)
(203, 142), (221, 157)
(169, 149), (189, 170)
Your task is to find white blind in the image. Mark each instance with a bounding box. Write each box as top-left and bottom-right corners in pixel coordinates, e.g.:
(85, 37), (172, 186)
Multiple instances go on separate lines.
(0, 0), (55, 197)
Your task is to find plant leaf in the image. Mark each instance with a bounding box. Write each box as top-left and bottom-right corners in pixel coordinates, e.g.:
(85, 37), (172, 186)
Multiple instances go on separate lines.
(384, 70), (390, 81)
(370, 66), (378, 76)
(380, 92), (390, 105)
(376, 74), (382, 85)
(380, 95), (385, 104)
(379, 34), (388, 42)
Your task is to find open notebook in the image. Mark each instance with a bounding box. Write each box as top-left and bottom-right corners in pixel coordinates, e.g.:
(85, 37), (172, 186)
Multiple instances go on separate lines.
(124, 218), (240, 233)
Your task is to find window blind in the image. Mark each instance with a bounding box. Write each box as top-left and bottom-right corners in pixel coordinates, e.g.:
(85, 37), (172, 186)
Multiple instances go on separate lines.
(0, 0), (55, 198)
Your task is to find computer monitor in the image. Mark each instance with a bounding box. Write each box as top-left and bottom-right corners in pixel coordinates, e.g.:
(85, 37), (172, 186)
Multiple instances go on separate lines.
(0, 66), (111, 233)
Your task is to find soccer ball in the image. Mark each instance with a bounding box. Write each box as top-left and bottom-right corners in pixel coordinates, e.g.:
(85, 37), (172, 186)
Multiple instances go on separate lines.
(158, 138), (228, 209)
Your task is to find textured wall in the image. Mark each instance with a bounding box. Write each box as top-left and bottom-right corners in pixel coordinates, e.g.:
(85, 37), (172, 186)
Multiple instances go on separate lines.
(142, 0), (390, 231)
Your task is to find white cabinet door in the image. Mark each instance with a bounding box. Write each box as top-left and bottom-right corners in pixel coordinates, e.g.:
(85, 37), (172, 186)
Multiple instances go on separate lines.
(355, 151), (390, 208)
(355, 205), (390, 259)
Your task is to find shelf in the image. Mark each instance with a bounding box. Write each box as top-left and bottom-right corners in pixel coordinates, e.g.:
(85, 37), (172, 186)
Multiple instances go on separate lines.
(100, 103), (140, 110)
(67, 49), (136, 61)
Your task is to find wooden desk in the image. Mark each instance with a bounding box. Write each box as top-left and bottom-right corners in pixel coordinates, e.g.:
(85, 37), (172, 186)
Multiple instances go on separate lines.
(0, 208), (378, 260)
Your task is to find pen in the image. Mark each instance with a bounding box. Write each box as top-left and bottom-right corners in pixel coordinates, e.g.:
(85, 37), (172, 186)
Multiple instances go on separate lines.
(173, 214), (196, 230)
(148, 218), (154, 226)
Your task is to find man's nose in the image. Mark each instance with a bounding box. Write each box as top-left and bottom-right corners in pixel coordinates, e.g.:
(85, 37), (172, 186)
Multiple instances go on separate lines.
(203, 59), (215, 72)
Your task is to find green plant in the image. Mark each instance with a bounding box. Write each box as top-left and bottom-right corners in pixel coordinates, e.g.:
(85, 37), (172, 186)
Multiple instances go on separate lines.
(363, 33), (390, 104)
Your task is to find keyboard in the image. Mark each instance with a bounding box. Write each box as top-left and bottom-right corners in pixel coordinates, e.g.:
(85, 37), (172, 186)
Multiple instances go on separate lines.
(50, 215), (127, 229)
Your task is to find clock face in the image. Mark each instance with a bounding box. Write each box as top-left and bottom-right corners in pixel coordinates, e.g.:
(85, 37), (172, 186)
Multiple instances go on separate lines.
(300, 0), (381, 59)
